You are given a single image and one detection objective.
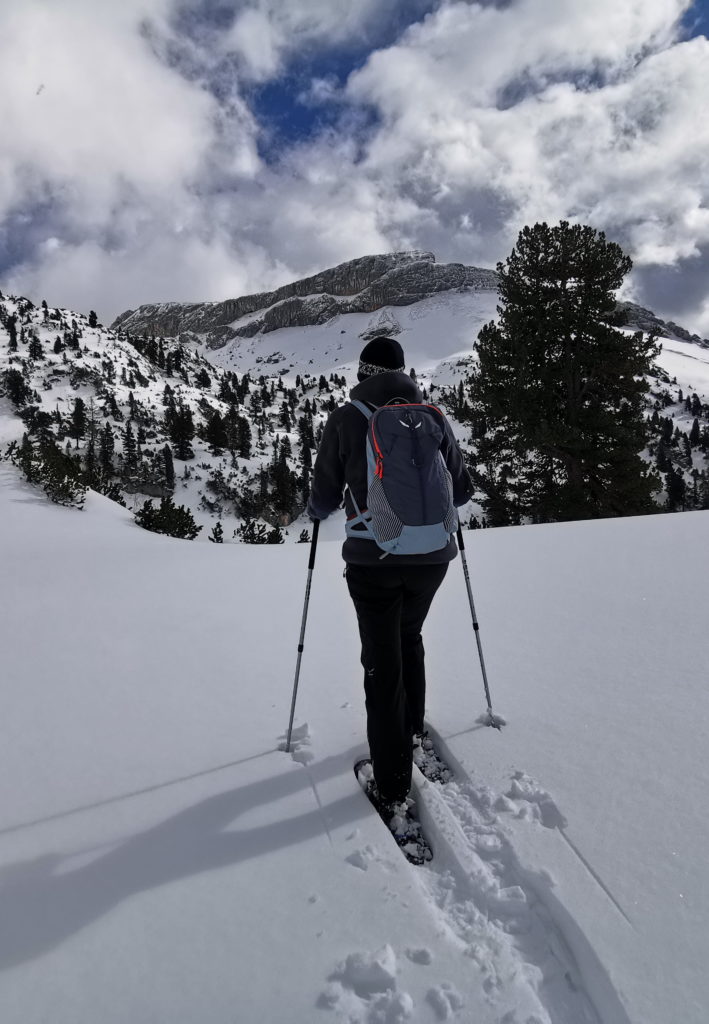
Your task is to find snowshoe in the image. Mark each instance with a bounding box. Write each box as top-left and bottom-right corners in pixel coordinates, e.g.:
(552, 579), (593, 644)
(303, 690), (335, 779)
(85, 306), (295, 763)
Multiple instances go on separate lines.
(354, 759), (432, 865)
(413, 731), (451, 784)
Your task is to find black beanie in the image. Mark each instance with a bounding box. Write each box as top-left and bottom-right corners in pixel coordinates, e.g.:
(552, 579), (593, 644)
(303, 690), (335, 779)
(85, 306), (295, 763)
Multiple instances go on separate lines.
(357, 336), (405, 381)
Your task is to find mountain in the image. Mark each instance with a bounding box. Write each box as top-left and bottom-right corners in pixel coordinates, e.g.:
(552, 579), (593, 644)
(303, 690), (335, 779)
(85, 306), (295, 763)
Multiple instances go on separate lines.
(2, 256), (709, 541)
(111, 251), (709, 353)
(111, 252), (500, 347)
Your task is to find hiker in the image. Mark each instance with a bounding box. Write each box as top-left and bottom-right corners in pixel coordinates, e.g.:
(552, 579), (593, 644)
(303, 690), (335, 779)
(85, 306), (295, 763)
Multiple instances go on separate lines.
(306, 336), (473, 813)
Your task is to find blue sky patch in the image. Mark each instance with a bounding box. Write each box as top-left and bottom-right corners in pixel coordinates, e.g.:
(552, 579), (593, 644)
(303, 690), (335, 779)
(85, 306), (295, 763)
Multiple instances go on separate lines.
(684, 0), (709, 38)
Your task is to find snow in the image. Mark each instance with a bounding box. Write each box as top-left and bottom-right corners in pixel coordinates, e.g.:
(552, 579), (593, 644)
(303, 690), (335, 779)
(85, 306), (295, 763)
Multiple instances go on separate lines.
(2, 461), (709, 1023)
(202, 290), (500, 385)
(656, 338), (709, 402)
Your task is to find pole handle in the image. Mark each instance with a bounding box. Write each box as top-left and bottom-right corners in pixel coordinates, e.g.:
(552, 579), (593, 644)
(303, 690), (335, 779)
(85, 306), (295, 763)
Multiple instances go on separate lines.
(308, 519), (320, 569)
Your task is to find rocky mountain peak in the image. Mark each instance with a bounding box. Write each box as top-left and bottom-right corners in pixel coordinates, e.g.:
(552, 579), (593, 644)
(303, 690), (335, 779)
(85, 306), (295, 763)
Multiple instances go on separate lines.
(111, 252), (499, 347)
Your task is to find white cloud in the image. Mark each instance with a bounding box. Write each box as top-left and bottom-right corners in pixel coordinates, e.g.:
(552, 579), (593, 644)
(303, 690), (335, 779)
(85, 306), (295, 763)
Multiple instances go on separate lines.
(223, 0), (388, 81)
(2, 0), (709, 336)
(3, 232), (289, 322)
(0, 1), (225, 222)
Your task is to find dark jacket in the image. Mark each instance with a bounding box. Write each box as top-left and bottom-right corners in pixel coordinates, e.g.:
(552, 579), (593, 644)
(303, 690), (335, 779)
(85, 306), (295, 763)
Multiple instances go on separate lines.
(306, 370), (473, 565)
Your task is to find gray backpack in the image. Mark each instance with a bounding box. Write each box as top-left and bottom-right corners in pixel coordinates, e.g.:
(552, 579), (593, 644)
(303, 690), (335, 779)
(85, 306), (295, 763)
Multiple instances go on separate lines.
(346, 399), (458, 555)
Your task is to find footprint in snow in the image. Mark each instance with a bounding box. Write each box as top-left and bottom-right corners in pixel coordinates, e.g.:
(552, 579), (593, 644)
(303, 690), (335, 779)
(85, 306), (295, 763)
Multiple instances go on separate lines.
(426, 982), (464, 1020)
(319, 945), (415, 1022)
(500, 771), (567, 830)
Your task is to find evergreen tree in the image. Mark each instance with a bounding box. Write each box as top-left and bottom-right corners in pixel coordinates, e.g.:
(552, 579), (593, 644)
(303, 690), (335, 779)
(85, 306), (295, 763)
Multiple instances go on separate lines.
(162, 444), (175, 489)
(7, 314), (17, 351)
(88, 310), (98, 328)
(206, 411), (227, 453)
(170, 405), (195, 460)
(99, 423), (115, 477)
(209, 521), (224, 543)
(238, 416), (252, 459)
(123, 421), (138, 472)
(471, 221), (658, 523)
(700, 472), (709, 511)
(3, 368), (31, 407)
(84, 402), (98, 485)
(10, 435), (86, 507)
(134, 497), (202, 539)
(71, 397), (86, 449)
(17, 434), (36, 481)
(666, 465), (686, 511)
(28, 333), (43, 360)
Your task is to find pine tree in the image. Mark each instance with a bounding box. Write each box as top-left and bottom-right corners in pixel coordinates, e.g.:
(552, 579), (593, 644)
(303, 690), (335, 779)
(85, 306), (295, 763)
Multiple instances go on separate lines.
(123, 421), (138, 472)
(28, 333), (43, 360)
(237, 517), (269, 543)
(71, 397), (86, 449)
(7, 314), (18, 351)
(238, 416), (252, 459)
(700, 471), (709, 511)
(99, 423), (115, 477)
(162, 444), (175, 489)
(17, 433), (37, 481)
(209, 521), (224, 543)
(3, 368), (31, 407)
(471, 221), (658, 523)
(84, 402), (98, 485)
(666, 465), (686, 511)
(13, 436), (87, 507)
(170, 405), (195, 460)
(206, 411), (227, 453)
(134, 497), (202, 539)
(88, 310), (98, 328)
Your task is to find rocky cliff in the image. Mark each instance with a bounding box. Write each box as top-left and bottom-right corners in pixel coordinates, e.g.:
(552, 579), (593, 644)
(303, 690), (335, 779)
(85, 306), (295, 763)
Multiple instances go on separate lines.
(112, 250), (709, 352)
(111, 252), (500, 347)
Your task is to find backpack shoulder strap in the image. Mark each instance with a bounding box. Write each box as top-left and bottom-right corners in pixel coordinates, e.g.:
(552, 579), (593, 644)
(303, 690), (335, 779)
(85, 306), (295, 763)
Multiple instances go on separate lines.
(350, 399), (375, 420)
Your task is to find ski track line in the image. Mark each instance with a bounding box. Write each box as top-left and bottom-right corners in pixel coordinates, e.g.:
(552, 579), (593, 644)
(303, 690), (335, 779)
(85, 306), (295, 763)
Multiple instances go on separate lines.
(412, 724), (634, 1024)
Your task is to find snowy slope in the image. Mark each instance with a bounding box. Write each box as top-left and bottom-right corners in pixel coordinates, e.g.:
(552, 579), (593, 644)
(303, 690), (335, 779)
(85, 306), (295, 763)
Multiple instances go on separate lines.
(2, 467), (708, 1024)
(3, 287), (709, 543)
(200, 290), (500, 386)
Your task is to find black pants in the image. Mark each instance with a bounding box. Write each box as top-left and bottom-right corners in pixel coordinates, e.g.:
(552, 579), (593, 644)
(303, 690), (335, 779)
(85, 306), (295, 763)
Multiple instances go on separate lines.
(346, 562), (449, 804)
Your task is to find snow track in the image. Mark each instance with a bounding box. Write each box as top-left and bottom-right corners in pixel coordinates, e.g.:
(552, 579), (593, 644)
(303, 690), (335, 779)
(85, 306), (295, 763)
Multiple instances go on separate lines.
(408, 726), (633, 1024)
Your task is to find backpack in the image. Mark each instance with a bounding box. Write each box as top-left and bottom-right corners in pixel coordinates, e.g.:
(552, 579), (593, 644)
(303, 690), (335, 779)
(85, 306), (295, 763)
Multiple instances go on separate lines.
(346, 399), (459, 556)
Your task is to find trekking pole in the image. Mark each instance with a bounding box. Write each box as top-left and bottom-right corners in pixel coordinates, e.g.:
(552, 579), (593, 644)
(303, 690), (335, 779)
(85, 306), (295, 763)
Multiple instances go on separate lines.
(285, 519), (320, 752)
(457, 526), (504, 730)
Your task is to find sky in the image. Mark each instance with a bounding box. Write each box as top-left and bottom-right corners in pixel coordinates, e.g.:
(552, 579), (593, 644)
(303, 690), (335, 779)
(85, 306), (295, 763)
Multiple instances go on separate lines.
(1, 0), (709, 336)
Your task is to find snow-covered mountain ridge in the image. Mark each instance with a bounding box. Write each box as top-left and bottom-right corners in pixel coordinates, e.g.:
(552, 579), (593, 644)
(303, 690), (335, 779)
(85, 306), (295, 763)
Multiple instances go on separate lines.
(111, 251), (709, 354)
(111, 252), (500, 348)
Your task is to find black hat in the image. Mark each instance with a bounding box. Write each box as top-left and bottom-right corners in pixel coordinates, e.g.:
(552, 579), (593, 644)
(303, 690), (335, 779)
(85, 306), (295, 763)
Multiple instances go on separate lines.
(357, 336), (405, 381)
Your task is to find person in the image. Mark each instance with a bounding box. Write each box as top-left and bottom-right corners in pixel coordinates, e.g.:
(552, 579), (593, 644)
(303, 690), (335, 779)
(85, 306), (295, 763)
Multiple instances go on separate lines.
(306, 336), (473, 816)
